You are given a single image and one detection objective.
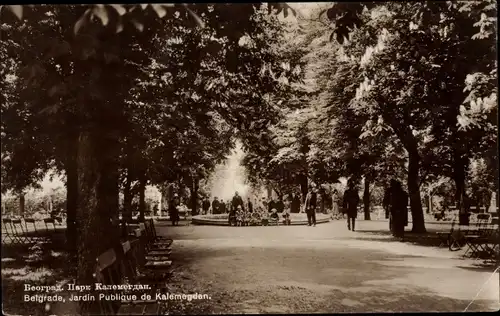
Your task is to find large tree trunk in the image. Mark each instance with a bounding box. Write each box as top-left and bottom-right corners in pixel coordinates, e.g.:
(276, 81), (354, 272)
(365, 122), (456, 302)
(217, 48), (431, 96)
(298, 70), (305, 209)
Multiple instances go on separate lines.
(363, 177), (371, 220)
(75, 131), (119, 287)
(65, 124), (79, 256)
(408, 152), (426, 233)
(138, 173), (146, 222)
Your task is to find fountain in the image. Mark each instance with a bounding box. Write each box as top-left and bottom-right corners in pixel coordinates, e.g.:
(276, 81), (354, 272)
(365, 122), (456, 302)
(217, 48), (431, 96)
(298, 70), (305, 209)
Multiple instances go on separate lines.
(192, 141), (331, 226)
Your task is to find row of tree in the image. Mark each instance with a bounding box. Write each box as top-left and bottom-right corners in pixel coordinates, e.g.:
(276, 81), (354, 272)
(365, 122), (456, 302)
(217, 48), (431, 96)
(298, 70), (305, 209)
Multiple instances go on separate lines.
(1, 3), (304, 285)
(242, 1), (498, 232)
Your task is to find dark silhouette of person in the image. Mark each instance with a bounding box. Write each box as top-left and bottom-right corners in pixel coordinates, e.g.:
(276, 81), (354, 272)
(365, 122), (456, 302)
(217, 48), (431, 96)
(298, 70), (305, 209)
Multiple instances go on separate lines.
(304, 187), (318, 226)
(231, 191), (244, 212)
(247, 198), (253, 213)
(212, 197), (220, 214)
(343, 180), (360, 231)
(383, 183), (392, 230)
(291, 193), (301, 213)
(220, 200), (227, 214)
(388, 180), (408, 238)
(169, 194), (180, 226)
(268, 197), (277, 212)
(275, 196), (284, 213)
(202, 197), (210, 215)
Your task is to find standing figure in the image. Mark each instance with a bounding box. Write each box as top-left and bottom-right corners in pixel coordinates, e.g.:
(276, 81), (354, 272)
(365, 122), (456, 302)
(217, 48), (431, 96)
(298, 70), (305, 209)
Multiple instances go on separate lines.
(291, 193), (301, 214)
(236, 206), (244, 226)
(212, 197), (220, 215)
(388, 180), (408, 239)
(169, 194), (180, 226)
(304, 187), (318, 226)
(275, 196), (284, 214)
(283, 196), (291, 225)
(343, 180), (360, 231)
(383, 184), (392, 230)
(247, 198), (253, 213)
(231, 191), (244, 213)
(331, 189), (340, 219)
(202, 197), (211, 215)
(220, 200), (227, 214)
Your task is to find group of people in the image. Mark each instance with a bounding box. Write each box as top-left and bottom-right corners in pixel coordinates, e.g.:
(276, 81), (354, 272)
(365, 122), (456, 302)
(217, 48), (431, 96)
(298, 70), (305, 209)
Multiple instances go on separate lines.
(169, 179), (409, 235)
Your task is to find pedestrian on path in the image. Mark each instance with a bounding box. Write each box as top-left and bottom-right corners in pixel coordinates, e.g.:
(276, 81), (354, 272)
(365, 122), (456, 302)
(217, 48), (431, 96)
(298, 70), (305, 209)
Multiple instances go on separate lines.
(304, 186), (318, 226)
(331, 189), (341, 219)
(343, 179), (360, 231)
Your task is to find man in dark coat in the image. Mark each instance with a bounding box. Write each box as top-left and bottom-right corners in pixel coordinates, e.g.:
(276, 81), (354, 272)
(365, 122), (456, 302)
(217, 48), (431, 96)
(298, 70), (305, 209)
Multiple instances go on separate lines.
(247, 198), (253, 213)
(291, 193), (301, 213)
(169, 194), (180, 226)
(231, 191), (244, 212)
(304, 187), (318, 226)
(212, 197), (220, 214)
(220, 200), (227, 214)
(275, 196), (284, 213)
(202, 197), (211, 215)
(343, 180), (360, 231)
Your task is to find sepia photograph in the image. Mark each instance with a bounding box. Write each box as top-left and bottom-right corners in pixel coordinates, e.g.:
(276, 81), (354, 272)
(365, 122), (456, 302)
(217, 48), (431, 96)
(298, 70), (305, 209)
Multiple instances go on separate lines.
(1, 2), (498, 315)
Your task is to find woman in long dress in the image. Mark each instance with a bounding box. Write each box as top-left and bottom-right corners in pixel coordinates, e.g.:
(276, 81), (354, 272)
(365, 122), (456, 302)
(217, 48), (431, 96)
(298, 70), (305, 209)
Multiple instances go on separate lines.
(331, 189), (340, 219)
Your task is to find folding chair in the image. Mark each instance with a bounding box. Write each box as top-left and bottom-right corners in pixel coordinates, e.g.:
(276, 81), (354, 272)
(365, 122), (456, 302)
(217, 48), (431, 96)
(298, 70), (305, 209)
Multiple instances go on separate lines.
(462, 214), (491, 257)
(11, 218), (30, 244)
(2, 218), (16, 243)
(43, 218), (57, 233)
(23, 218), (43, 243)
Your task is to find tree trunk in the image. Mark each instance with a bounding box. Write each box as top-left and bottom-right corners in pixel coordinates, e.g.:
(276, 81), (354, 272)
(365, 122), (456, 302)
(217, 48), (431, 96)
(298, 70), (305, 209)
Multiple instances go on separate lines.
(408, 152), (426, 233)
(75, 131), (119, 287)
(19, 194), (25, 217)
(191, 178), (199, 216)
(65, 126), (79, 256)
(363, 177), (371, 220)
(299, 173), (308, 203)
(138, 173), (146, 222)
(123, 169), (133, 220)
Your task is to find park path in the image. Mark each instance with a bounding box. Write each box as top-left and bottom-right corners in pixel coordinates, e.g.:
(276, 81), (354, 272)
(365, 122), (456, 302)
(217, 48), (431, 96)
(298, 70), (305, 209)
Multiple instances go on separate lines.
(158, 220), (499, 314)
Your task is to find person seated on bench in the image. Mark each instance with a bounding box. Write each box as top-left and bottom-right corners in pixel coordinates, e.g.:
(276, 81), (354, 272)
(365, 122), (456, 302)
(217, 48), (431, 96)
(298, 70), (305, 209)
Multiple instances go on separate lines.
(242, 207), (250, 226)
(282, 206), (291, 225)
(261, 208), (269, 226)
(270, 208), (279, 225)
(250, 211), (261, 226)
(228, 207), (237, 226)
(235, 206), (244, 227)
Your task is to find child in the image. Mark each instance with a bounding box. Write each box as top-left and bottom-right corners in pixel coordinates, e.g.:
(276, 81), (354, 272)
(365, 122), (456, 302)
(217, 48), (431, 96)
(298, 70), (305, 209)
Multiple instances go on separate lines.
(242, 207), (250, 226)
(236, 206), (243, 227)
(282, 207), (291, 225)
(270, 208), (279, 226)
(251, 210), (261, 226)
(261, 208), (269, 226)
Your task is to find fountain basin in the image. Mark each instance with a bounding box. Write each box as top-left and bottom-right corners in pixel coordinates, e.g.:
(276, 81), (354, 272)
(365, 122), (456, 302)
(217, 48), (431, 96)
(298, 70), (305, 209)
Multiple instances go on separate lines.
(191, 213), (331, 226)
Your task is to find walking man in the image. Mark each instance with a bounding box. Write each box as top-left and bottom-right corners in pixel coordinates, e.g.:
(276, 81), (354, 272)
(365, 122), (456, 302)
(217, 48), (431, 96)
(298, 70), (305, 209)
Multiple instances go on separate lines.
(202, 197), (211, 215)
(304, 187), (318, 226)
(343, 179), (360, 231)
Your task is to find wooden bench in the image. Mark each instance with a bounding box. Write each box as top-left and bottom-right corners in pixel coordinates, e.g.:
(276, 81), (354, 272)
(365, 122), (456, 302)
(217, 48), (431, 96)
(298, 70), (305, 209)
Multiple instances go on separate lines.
(90, 244), (167, 315)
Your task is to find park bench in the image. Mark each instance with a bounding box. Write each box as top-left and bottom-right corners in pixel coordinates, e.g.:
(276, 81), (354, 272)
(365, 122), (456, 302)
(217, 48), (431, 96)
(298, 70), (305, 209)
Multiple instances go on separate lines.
(91, 247), (166, 315)
(2, 218), (34, 244)
(131, 228), (174, 281)
(143, 219), (173, 248)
